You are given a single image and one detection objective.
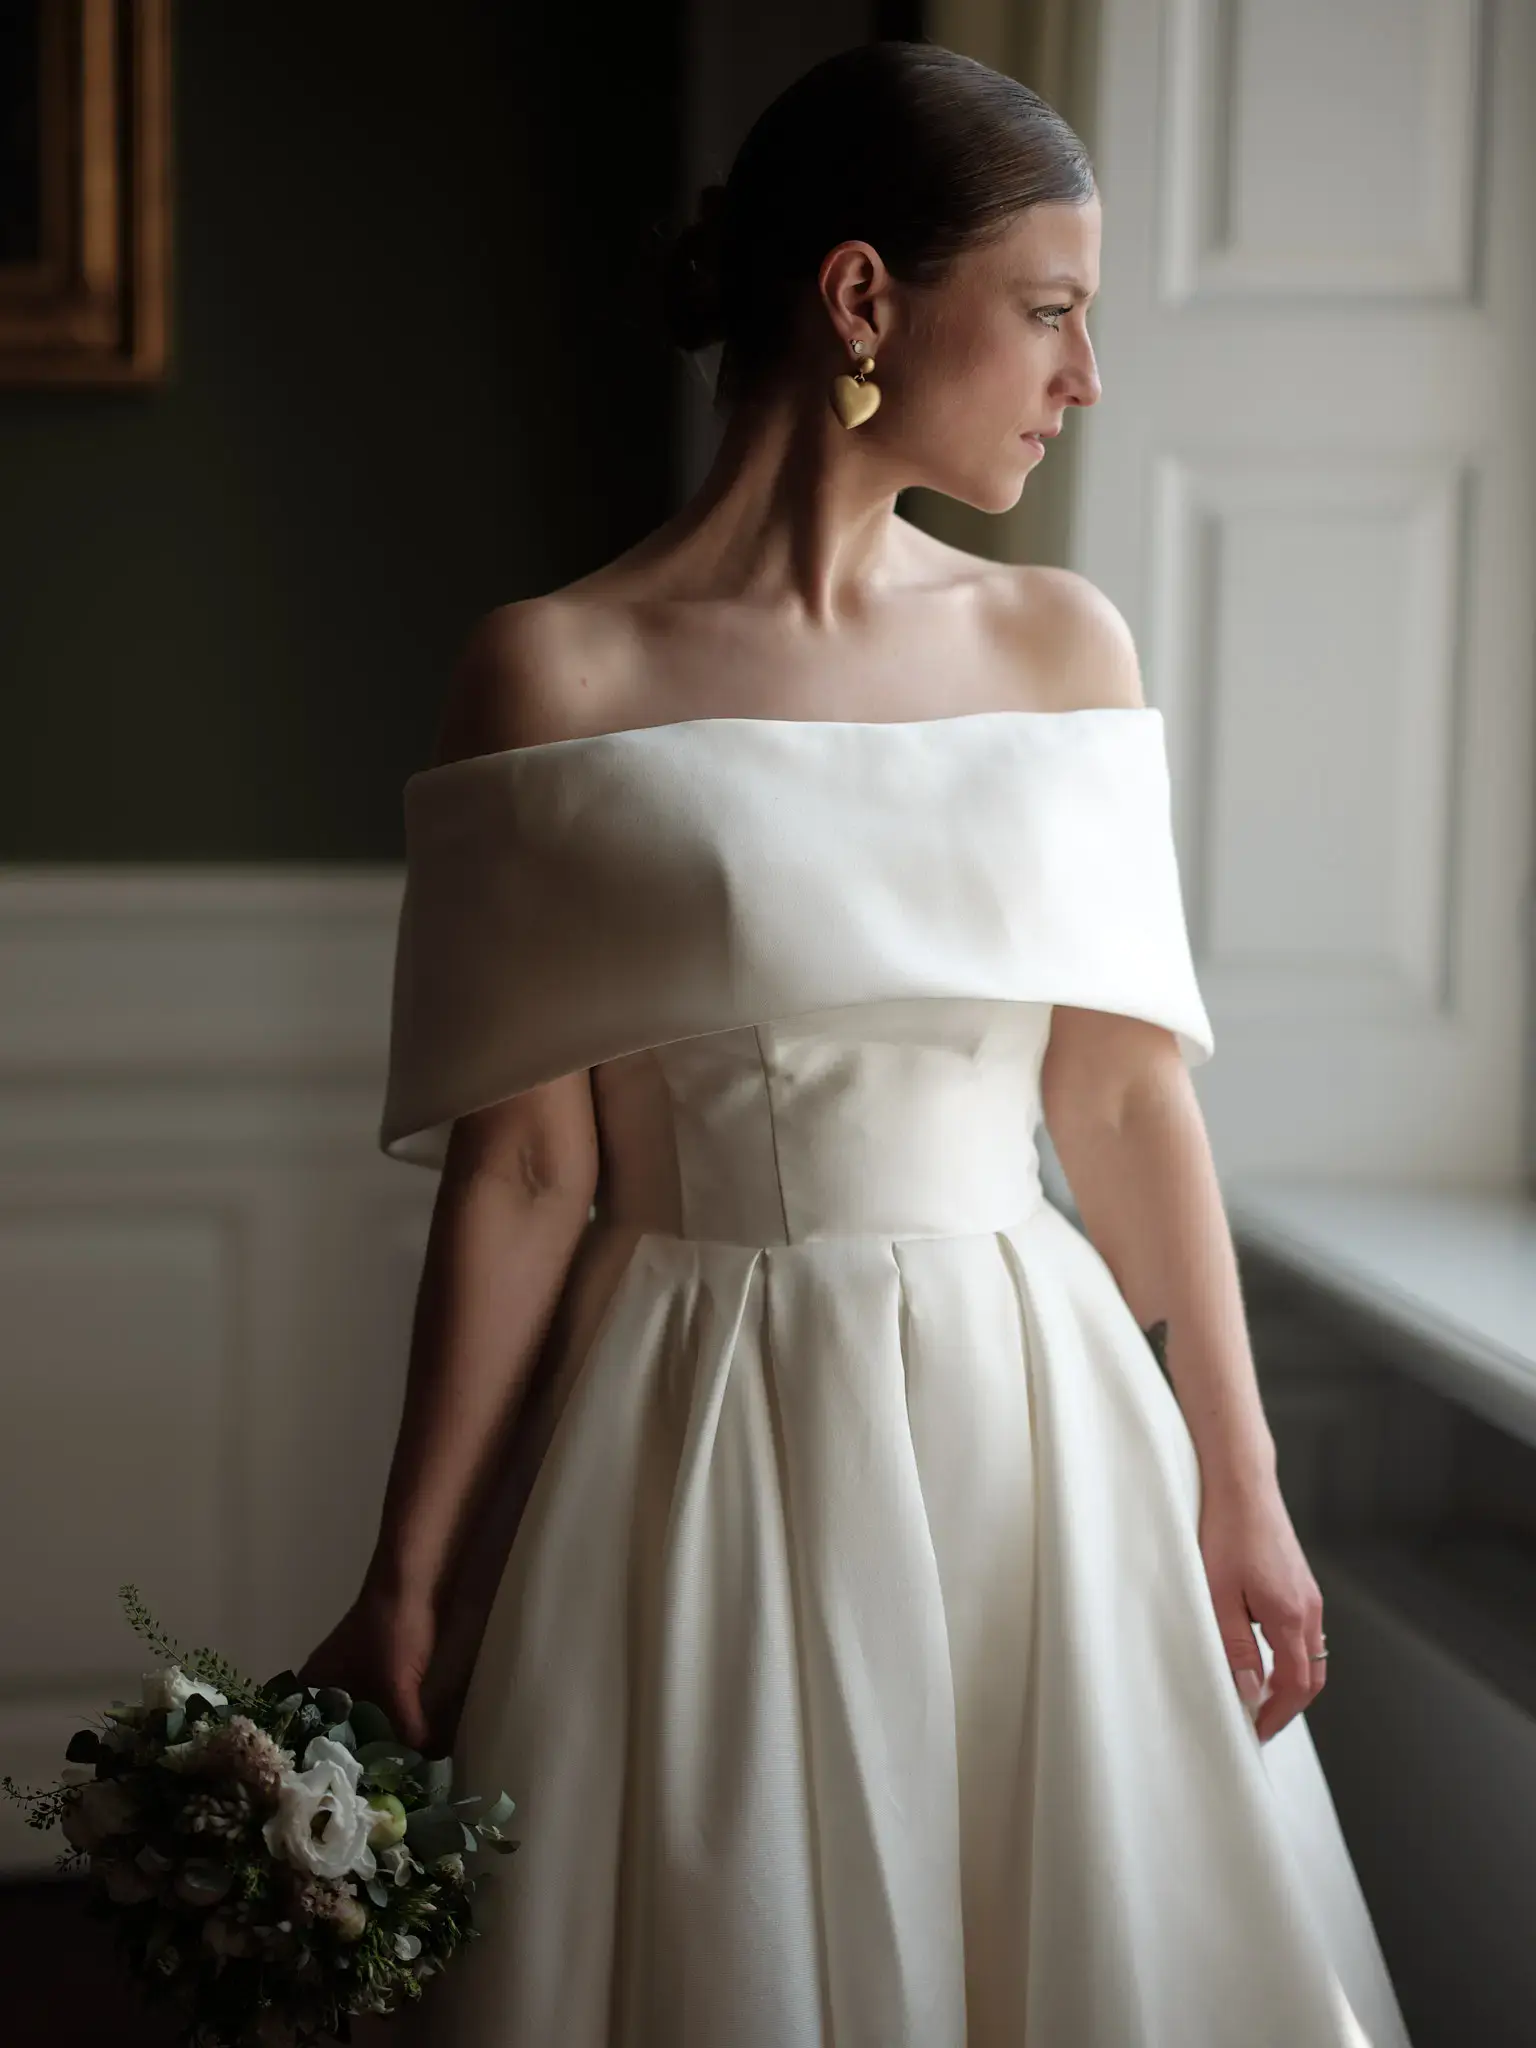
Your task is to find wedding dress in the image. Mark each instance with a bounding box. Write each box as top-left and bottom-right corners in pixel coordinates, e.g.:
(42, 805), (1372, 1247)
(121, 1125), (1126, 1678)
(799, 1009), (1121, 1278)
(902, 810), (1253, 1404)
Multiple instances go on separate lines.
(377, 706), (1412, 2048)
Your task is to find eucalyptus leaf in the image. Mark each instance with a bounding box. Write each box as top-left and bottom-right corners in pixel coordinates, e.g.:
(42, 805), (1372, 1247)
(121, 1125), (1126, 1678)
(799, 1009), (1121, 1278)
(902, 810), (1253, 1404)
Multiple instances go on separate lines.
(460, 1822), (479, 1855)
(364, 1878), (391, 1909)
(418, 1756), (454, 1801)
(347, 1701), (396, 1748)
(65, 1731), (102, 1764)
(325, 1720), (357, 1751)
(261, 1670), (302, 1700)
(403, 1803), (469, 1862)
(164, 1707), (185, 1742)
(477, 1792), (516, 1832)
(356, 1739), (421, 1770)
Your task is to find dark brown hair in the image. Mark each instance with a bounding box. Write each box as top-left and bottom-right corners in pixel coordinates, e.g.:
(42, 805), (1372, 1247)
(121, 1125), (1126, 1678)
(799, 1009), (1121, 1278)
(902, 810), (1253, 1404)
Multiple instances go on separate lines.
(660, 40), (1095, 408)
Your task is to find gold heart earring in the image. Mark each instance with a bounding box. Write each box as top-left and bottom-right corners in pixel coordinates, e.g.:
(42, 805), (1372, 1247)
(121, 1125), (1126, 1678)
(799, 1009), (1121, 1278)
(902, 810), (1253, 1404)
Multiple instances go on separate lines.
(830, 337), (881, 428)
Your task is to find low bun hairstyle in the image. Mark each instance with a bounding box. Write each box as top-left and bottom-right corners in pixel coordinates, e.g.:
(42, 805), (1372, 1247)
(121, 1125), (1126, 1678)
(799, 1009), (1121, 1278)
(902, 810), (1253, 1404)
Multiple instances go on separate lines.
(659, 40), (1094, 408)
(663, 182), (731, 355)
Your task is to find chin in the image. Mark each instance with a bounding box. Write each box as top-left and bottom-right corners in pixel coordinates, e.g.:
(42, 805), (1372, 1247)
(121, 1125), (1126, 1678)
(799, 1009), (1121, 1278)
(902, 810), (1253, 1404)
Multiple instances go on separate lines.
(963, 472), (1029, 515)
(921, 454), (1029, 516)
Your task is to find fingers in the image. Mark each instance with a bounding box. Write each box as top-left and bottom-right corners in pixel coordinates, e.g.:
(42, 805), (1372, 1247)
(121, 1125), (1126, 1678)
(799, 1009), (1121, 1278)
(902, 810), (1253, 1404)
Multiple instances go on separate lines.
(393, 1684), (432, 1751)
(1254, 1605), (1327, 1745)
(1215, 1600), (1267, 1724)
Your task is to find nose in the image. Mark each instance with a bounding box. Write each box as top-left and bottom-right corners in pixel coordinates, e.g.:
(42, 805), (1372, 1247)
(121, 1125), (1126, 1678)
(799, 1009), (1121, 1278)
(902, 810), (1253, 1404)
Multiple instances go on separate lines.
(1060, 333), (1101, 409)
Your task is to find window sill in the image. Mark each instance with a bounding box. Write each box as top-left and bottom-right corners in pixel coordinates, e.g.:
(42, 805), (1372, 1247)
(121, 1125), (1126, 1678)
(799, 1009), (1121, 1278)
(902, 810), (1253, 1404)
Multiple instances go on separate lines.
(1224, 1177), (1536, 1451)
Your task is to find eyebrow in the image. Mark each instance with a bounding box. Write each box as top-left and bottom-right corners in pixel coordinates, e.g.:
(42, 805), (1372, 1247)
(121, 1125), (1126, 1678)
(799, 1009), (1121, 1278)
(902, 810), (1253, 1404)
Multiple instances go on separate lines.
(1021, 274), (1097, 296)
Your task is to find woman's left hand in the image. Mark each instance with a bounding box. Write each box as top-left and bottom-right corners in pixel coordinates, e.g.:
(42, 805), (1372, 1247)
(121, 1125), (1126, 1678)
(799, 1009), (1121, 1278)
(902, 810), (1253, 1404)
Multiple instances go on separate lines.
(1197, 1475), (1327, 1744)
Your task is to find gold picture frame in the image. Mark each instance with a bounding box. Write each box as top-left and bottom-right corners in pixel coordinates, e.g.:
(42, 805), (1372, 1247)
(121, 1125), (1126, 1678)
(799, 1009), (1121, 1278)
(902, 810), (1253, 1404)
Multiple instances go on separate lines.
(0, 0), (172, 386)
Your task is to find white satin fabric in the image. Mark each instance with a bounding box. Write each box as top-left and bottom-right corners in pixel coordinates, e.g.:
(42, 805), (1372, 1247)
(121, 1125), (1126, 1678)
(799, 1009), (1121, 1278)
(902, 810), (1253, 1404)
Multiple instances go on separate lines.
(380, 710), (1412, 2048)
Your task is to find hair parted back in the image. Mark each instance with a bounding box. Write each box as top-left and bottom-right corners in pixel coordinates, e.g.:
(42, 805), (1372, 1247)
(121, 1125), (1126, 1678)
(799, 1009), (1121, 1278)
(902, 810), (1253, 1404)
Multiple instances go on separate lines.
(659, 40), (1095, 409)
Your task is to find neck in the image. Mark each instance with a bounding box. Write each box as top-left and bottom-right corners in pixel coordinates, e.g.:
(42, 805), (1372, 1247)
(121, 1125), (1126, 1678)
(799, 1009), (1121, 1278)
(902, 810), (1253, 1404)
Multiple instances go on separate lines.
(645, 369), (912, 627)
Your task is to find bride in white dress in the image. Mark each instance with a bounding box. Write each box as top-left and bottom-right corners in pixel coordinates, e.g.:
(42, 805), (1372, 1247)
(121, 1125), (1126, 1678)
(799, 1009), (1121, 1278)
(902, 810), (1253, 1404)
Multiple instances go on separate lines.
(300, 40), (1413, 2047)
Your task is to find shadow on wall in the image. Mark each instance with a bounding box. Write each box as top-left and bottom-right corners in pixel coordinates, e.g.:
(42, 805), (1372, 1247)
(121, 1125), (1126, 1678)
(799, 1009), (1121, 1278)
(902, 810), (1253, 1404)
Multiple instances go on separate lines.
(0, 0), (684, 863)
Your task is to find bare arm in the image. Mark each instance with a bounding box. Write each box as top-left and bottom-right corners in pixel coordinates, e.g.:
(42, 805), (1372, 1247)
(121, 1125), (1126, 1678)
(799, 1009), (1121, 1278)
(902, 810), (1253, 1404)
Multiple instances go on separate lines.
(1028, 568), (1325, 1745)
(1040, 1014), (1326, 1745)
(1040, 1013), (1277, 1493)
(361, 1080), (599, 1614)
(299, 599), (618, 1744)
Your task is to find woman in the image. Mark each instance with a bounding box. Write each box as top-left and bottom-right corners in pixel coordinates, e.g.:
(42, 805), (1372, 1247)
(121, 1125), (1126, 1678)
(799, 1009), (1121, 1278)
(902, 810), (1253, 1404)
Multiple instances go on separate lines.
(301, 41), (1413, 2048)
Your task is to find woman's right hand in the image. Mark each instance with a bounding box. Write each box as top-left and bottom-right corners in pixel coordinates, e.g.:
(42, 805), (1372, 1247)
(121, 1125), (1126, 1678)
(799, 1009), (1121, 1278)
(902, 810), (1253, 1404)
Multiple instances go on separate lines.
(295, 1582), (441, 1754)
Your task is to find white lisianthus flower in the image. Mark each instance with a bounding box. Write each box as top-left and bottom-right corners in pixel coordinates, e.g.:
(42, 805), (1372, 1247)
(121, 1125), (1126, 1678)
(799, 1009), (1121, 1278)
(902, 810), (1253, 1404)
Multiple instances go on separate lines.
(261, 1734), (377, 1882)
(141, 1665), (227, 1713)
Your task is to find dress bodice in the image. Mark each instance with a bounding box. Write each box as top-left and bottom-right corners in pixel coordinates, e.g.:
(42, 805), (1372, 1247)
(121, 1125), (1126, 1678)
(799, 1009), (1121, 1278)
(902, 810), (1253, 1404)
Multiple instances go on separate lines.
(587, 999), (1054, 1245)
(378, 708), (1215, 1220)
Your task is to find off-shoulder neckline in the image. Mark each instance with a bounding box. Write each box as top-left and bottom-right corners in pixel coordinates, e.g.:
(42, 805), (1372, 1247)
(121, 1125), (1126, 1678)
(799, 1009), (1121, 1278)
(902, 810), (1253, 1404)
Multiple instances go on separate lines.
(406, 703), (1162, 789)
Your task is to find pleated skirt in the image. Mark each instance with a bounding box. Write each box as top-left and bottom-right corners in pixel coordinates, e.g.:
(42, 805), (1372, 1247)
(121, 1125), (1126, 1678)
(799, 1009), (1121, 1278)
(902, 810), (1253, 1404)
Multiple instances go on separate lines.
(408, 1201), (1411, 2048)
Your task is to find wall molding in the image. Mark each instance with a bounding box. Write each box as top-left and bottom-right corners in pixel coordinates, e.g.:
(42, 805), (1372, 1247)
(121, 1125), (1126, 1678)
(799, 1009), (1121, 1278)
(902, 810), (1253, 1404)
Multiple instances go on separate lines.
(0, 868), (405, 1081)
(0, 868), (427, 1874)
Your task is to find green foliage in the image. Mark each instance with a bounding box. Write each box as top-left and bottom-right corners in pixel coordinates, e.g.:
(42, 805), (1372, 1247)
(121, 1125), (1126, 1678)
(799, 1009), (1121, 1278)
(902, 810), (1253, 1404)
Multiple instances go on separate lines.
(0, 1774), (75, 1831)
(0, 1583), (523, 2046)
(118, 1584), (267, 1711)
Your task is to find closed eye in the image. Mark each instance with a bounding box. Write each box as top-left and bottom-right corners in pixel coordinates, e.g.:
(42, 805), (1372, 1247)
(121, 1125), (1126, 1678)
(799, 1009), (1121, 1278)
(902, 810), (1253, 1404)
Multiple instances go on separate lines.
(1033, 304), (1074, 329)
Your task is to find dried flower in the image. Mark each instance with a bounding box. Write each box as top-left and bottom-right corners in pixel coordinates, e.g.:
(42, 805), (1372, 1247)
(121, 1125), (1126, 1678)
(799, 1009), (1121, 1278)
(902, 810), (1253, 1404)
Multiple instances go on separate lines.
(193, 1716), (294, 1800)
(330, 1893), (368, 1942)
(180, 1780), (257, 1840)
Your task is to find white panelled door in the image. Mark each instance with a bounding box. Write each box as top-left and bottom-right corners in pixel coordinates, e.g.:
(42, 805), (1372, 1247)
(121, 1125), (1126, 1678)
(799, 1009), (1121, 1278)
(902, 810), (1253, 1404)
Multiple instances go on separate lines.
(1077, 0), (1535, 1184)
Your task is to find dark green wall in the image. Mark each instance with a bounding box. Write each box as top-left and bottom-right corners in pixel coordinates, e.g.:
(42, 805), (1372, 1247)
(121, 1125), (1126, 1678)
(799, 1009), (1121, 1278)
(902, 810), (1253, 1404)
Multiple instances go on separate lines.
(0, 4), (683, 860)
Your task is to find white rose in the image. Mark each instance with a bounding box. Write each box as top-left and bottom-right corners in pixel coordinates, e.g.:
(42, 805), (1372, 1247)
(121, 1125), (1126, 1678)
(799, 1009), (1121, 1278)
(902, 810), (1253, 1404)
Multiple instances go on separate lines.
(261, 1735), (377, 1883)
(140, 1665), (228, 1714)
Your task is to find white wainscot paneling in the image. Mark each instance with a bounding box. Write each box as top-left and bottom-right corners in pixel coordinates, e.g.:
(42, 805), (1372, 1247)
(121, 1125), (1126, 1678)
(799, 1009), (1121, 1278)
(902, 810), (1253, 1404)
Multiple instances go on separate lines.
(1160, 0), (1484, 302)
(0, 873), (435, 1875)
(0, 1206), (237, 1678)
(1152, 453), (1469, 1024)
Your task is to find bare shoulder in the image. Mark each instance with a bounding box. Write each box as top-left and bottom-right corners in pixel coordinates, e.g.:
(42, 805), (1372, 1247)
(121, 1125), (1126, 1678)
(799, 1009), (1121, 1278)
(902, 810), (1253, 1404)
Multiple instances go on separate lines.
(429, 595), (642, 768)
(992, 564), (1147, 713)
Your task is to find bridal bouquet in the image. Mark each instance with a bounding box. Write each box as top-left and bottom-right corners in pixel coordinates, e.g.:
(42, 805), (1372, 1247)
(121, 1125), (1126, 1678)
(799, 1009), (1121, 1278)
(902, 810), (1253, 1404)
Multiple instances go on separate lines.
(1, 1585), (518, 2047)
